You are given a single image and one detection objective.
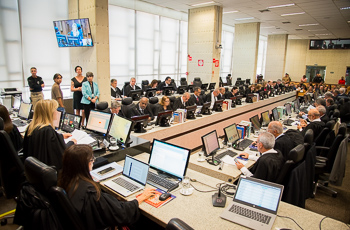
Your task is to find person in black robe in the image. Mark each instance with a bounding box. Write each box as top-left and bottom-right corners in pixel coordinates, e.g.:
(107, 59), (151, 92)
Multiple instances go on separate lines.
(173, 92), (190, 111)
(58, 144), (155, 230)
(123, 77), (141, 98)
(267, 121), (294, 160)
(156, 96), (172, 115)
(0, 105), (23, 151)
(236, 132), (284, 183)
(110, 79), (122, 101)
(188, 87), (204, 106)
(298, 109), (325, 137)
(23, 100), (76, 170)
(224, 86), (238, 99)
(126, 97), (154, 121)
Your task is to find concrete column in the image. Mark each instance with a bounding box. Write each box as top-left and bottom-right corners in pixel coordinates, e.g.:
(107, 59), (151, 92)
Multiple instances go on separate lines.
(265, 34), (288, 81)
(232, 22), (260, 82)
(69, 0), (110, 104)
(187, 5), (222, 87)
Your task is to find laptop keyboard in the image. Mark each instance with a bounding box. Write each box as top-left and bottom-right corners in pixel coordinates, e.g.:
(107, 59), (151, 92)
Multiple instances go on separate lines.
(215, 150), (237, 161)
(13, 119), (28, 127)
(239, 139), (254, 149)
(229, 204), (271, 225)
(147, 172), (179, 191)
(113, 177), (140, 192)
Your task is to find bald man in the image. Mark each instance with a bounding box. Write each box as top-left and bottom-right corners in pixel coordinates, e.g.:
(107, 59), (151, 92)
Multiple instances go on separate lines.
(126, 97), (154, 121)
(173, 92), (190, 111)
(207, 88), (220, 109)
(298, 108), (325, 136)
(268, 121), (294, 160)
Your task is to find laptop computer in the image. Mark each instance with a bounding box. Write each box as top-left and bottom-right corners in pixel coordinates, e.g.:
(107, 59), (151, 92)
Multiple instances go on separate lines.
(220, 176), (284, 230)
(147, 139), (191, 192)
(104, 155), (149, 197)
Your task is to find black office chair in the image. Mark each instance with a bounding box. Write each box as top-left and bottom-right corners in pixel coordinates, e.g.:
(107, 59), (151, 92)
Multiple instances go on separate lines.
(303, 129), (318, 199)
(165, 218), (194, 230)
(95, 101), (109, 112)
(180, 78), (188, 86)
(141, 80), (149, 92)
(168, 96), (176, 109)
(237, 78), (241, 81)
(0, 117), (4, 130)
(330, 109), (340, 121)
(149, 97), (159, 116)
(121, 97), (135, 117)
(193, 78), (202, 88)
(122, 81), (130, 95)
(313, 120), (334, 147)
(226, 76), (232, 86)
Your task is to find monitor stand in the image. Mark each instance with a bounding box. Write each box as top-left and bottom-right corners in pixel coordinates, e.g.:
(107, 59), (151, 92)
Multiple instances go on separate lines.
(206, 152), (220, 166)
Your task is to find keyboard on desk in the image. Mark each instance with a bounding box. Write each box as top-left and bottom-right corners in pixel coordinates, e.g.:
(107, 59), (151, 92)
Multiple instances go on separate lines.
(238, 139), (253, 150)
(215, 150), (237, 161)
(147, 171), (179, 191)
(283, 119), (295, 126)
(12, 119), (28, 127)
(229, 204), (271, 225)
(112, 177), (140, 192)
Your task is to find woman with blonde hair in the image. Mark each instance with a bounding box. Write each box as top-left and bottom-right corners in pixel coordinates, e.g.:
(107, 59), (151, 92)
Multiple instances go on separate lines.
(23, 99), (76, 170)
(157, 96), (172, 114)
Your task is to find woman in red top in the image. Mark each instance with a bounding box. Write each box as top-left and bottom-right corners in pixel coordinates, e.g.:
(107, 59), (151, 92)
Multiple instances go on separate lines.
(338, 76), (345, 85)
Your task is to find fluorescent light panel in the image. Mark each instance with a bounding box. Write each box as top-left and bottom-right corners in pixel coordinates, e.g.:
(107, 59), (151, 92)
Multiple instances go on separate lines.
(308, 29), (326, 31)
(191, 1), (215, 7)
(340, 6), (350, 10)
(281, 12), (305, 16)
(299, 23), (319, 26)
(268, 3), (295, 9)
(316, 34), (332, 36)
(223, 11), (239, 14)
(235, 17), (254, 21)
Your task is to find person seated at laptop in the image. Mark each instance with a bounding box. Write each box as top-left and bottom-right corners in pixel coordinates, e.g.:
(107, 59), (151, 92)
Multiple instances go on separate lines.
(173, 92), (190, 111)
(126, 97), (154, 121)
(23, 100), (77, 170)
(0, 105), (23, 151)
(297, 108), (325, 137)
(157, 96), (172, 113)
(267, 121), (294, 161)
(235, 132), (284, 183)
(109, 100), (125, 117)
(123, 77), (141, 98)
(225, 86), (238, 99)
(188, 87), (203, 106)
(58, 144), (156, 230)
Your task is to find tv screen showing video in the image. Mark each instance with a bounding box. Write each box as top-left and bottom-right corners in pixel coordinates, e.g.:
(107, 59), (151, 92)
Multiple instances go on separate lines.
(53, 18), (93, 47)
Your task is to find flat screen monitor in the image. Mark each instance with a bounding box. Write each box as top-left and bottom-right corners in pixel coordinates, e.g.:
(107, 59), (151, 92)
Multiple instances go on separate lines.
(200, 102), (211, 115)
(201, 130), (220, 157)
(53, 18), (93, 47)
(131, 115), (149, 133)
(285, 103), (292, 116)
(156, 110), (172, 127)
(293, 99), (300, 112)
(61, 113), (81, 133)
(201, 83), (208, 91)
(1, 97), (12, 110)
(177, 86), (187, 94)
(145, 88), (157, 98)
(186, 105), (197, 119)
(187, 85), (194, 93)
(149, 139), (191, 180)
(272, 107), (279, 121)
(53, 110), (62, 129)
(128, 89), (143, 101)
(108, 114), (132, 144)
(261, 110), (271, 126)
(208, 83), (216, 90)
(224, 123), (240, 144)
(18, 102), (32, 120)
(12, 96), (21, 110)
(162, 86), (173, 96)
(250, 115), (261, 132)
(86, 110), (112, 134)
(212, 99), (224, 112)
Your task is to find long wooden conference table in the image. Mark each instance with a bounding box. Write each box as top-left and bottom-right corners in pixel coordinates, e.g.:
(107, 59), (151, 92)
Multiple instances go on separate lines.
(132, 92), (295, 150)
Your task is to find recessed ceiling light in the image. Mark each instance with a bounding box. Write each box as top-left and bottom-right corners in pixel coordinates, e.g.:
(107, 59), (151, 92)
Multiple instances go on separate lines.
(340, 6), (350, 10)
(223, 11), (239, 14)
(191, 1), (215, 7)
(268, 3), (295, 9)
(299, 23), (319, 27)
(281, 12), (305, 16)
(308, 29), (326, 31)
(235, 17), (254, 21)
(261, 26), (275, 29)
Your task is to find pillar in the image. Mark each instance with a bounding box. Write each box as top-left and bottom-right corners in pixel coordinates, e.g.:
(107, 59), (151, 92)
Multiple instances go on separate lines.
(265, 34), (288, 80)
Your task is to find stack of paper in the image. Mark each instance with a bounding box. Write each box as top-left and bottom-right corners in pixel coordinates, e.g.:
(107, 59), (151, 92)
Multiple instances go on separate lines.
(64, 129), (96, 145)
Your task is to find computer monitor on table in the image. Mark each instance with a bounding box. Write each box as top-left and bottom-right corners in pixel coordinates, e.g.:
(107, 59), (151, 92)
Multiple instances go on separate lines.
(272, 107), (279, 121)
(186, 105), (197, 119)
(128, 89), (143, 101)
(293, 99), (300, 112)
(285, 103), (292, 116)
(261, 110), (271, 126)
(18, 102), (32, 120)
(201, 83), (208, 91)
(187, 85), (194, 93)
(201, 130), (221, 165)
(131, 114), (149, 133)
(61, 113), (82, 133)
(208, 83), (216, 90)
(162, 86), (174, 96)
(250, 115), (261, 132)
(108, 114), (133, 145)
(200, 102), (211, 115)
(86, 110), (112, 134)
(156, 110), (173, 127)
(212, 99), (224, 112)
(224, 123), (240, 145)
(145, 88), (157, 98)
(12, 96), (21, 110)
(177, 86), (187, 94)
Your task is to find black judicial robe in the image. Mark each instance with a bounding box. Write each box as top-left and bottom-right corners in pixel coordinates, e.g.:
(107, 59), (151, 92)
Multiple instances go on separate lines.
(69, 180), (140, 230)
(274, 135), (294, 161)
(8, 124), (23, 152)
(300, 121), (325, 137)
(23, 125), (74, 170)
(250, 150), (284, 183)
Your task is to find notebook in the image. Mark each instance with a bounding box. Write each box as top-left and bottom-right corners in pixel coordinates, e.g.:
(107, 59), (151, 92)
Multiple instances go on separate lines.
(220, 176), (284, 230)
(104, 155), (149, 197)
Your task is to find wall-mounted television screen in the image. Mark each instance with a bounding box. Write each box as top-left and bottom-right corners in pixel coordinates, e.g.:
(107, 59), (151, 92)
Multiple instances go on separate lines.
(309, 39), (350, 50)
(53, 18), (93, 47)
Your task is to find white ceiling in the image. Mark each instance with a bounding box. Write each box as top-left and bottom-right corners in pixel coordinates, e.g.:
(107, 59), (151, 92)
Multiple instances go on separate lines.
(140, 0), (350, 39)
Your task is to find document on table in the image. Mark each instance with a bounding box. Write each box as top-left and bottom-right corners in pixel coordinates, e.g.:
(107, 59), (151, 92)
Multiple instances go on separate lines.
(221, 155), (248, 166)
(64, 129), (96, 145)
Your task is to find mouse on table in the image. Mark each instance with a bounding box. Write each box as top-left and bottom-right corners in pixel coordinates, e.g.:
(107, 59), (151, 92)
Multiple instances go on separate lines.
(159, 192), (171, 201)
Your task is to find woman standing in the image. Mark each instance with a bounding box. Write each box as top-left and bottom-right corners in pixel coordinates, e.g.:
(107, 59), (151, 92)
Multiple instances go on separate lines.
(81, 72), (100, 123)
(58, 145), (155, 230)
(0, 105), (23, 151)
(71, 66), (87, 125)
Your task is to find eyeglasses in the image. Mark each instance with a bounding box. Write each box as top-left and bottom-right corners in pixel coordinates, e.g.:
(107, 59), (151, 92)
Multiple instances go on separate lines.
(90, 156), (96, 162)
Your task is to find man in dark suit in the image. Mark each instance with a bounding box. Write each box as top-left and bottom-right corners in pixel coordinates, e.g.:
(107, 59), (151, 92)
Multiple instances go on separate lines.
(158, 76), (176, 91)
(123, 77), (141, 97)
(110, 79), (123, 101)
(126, 97), (154, 121)
(268, 121), (294, 160)
(235, 132), (285, 183)
(188, 87), (203, 106)
(225, 86), (238, 99)
(108, 100), (126, 117)
(325, 98), (335, 117)
(218, 87), (225, 100)
(207, 88), (220, 109)
(298, 109), (325, 136)
(173, 92), (190, 111)
(317, 105), (329, 124)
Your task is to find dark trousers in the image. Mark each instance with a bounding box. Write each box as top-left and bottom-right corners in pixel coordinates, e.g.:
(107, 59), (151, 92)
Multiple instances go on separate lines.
(83, 103), (95, 124)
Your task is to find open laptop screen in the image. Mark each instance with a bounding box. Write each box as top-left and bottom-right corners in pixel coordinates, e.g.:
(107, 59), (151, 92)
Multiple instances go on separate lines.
(18, 102), (32, 119)
(123, 155), (149, 185)
(234, 177), (283, 214)
(149, 139), (190, 179)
